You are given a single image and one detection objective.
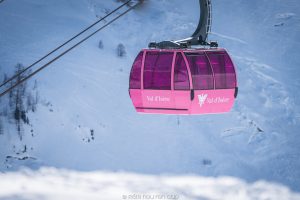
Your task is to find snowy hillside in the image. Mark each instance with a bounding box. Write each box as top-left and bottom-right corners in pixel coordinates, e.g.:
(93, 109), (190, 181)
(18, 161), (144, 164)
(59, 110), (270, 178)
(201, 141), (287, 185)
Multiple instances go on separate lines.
(0, 0), (300, 198)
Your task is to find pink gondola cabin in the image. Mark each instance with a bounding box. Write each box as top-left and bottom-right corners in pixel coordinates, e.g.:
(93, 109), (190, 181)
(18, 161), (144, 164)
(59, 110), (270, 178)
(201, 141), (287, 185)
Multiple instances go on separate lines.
(129, 48), (238, 115)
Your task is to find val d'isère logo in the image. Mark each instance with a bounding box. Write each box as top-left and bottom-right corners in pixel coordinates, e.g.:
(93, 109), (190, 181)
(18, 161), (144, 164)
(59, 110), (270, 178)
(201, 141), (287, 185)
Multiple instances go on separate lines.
(198, 94), (208, 107)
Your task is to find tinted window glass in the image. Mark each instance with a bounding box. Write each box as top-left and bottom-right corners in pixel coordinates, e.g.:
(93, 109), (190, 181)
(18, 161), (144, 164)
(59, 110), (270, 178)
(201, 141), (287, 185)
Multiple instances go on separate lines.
(129, 51), (143, 89)
(224, 53), (237, 88)
(207, 52), (236, 89)
(185, 53), (213, 90)
(207, 53), (226, 89)
(144, 52), (173, 90)
(174, 53), (190, 90)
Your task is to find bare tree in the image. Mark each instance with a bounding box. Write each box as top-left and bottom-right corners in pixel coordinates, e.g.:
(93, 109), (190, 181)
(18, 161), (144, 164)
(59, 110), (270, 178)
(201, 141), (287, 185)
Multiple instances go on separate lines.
(98, 40), (104, 49)
(117, 43), (126, 57)
(0, 117), (3, 135)
(7, 63), (31, 140)
(26, 80), (39, 112)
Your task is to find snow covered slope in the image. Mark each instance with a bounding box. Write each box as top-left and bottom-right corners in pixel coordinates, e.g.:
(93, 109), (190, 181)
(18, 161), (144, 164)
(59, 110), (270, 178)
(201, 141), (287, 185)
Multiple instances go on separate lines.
(0, 0), (299, 196)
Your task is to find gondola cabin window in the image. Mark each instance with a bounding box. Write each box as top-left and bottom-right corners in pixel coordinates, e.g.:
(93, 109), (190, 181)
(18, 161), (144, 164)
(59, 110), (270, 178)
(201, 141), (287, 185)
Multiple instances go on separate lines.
(185, 53), (214, 90)
(143, 52), (173, 90)
(129, 51), (143, 89)
(207, 52), (237, 89)
(174, 53), (190, 90)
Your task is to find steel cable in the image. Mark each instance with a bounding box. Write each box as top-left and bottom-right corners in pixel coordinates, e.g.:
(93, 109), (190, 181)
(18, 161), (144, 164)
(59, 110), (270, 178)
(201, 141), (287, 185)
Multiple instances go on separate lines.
(0, 1), (141, 98)
(0, 0), (131, 89)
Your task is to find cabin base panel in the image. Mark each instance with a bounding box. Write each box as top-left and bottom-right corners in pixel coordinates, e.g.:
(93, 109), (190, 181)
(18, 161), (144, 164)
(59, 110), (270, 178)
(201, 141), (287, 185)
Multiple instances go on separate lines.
(135, 108), (189, 115)
(135, 107), (233, 115)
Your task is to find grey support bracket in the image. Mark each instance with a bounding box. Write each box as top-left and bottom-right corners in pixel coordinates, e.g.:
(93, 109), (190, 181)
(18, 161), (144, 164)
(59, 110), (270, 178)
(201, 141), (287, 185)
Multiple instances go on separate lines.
(149, 0), (218, 49)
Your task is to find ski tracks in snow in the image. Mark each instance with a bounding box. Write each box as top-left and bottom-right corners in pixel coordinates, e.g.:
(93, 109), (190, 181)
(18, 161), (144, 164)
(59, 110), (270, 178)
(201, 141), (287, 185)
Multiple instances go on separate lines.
(221, 54), (296, 139)
(210, 32), (248, 45)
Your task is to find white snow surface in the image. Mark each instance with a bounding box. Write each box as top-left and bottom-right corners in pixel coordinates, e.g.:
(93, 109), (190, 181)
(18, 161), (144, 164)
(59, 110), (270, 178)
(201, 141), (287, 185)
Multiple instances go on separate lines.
(0, 0), (300, 198)
(0, 167), (299, 200)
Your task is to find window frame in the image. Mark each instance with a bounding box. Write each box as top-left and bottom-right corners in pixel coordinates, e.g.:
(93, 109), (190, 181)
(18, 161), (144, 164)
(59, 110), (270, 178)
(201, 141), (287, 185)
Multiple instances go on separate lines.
(143, 51), (174, 90)
(223, 51), (237, 89)
(129, 51), (144, 89)
(206, 51), (237, 89)
(173, 52), (191, 91)
(185, 52), (214, 90)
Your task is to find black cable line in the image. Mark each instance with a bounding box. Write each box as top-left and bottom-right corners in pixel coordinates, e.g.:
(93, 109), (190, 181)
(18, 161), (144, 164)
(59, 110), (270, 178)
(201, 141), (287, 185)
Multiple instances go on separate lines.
(0, 0), (131, 89)
(0, 1), (141, 98)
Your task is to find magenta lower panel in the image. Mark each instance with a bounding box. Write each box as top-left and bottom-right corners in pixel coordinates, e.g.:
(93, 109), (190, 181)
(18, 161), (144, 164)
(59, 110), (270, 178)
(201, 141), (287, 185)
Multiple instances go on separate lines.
(190, 89), (235, 114)
(129, 89), (235, 115)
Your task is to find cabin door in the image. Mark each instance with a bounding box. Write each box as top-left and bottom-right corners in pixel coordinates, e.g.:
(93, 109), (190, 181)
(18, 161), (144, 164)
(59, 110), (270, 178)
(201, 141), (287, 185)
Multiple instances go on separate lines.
(140, 51), (176, 113)
(185, 52), (215, 114)
(173, 52), (192, 114)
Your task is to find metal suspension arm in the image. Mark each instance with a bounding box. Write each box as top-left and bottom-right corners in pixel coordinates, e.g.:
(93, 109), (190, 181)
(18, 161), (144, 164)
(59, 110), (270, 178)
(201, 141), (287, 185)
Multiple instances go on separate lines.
(192, 0), (211, 43)
(149, 0), (217, 49)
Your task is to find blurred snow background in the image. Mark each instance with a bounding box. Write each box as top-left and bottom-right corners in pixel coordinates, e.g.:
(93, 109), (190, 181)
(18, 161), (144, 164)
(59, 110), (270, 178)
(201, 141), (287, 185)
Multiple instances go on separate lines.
(0, 0), (299, 199)
(0, 168), (299, 200)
